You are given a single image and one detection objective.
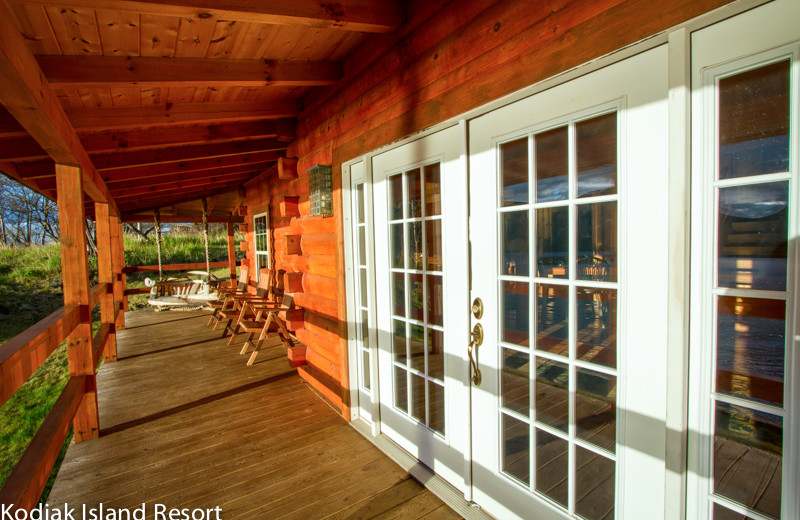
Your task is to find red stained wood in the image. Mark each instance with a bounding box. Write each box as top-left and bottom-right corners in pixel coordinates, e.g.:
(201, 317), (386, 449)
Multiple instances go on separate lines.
(0, 376), (85, 510)
(280, 196), (301, 217)
(284, 271), (304, 293)
(122, 261), (233, 273)
(300, 233), (337, 255)
(278, 156), (298, 179)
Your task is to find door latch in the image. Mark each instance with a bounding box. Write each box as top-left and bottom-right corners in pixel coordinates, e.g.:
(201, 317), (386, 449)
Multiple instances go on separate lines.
(468, 323), (483, 386)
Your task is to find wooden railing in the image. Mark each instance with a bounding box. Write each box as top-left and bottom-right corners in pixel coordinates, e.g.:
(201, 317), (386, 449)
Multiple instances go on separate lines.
(0, 281), (118, 509)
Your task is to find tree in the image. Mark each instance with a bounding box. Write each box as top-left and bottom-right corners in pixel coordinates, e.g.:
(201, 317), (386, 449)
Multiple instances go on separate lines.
(0, 174), (60, 246)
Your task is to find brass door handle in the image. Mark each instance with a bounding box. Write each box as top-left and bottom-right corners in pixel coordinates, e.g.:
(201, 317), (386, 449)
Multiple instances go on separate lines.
(468, 323), (483, 386)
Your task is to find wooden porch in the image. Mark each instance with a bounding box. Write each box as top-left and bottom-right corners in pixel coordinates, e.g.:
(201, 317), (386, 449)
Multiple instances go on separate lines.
(46, 310), (461, 520)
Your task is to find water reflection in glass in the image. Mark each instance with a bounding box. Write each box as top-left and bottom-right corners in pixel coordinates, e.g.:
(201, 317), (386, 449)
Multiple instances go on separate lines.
(502, 138), (528, 207)
(718, 182), (788, 292)
(391, 223), (403, 269)
(502, 348), (530, 417)
(717, 296), (785, 406)
(719, 60), (790, 180)
(503, 211), (529, 276)
(407, 221), (423, 270)
(502, 281), (529, 347)
(714, 402), (782, 519)
(392, 272), (404, 317)
(427, 275), (443, 327)
(535, 428), (568, 507)
(429, 381), (445, 435)
(576, 368), (616, 452)
(576, 287), (616, 369)
(576, 112), (617, 198)
(575, 446), (615, 520)
(502, 413), (530, 485)
(536, 283), (568, 357)
(426, 220), (442, 271)
(428, 329), (444, 381)
(535, 126), (568, 202)
(408, 274), (423, 321)
(577, 202), (617, 281)
(535, 357), (569, 432)
(394, 365), (408, 413)
(390, 174), (403, 220)
(392, 319), (406, 363)
(536, 207), (568, 279)
(406, 168), (422, 217)
(409, 323), (425, 373)
(410, 372), (426, 422)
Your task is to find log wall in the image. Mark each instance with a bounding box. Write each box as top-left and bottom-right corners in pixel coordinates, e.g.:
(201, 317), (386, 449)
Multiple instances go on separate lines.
(245, 0), (734, 415)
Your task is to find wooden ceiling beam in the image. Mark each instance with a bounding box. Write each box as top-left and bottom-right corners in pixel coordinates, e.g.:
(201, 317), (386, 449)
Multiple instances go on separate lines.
(39, 56), (342, 89)
(116, 184), (246, 213)
(110, 173), (254, 199)
(91, 138), (288, 170)
(102, 154), (280, 182)
(121, 213), (244, 223)
(65, 101), (301, 131)
(16, 0), (403, 33)
(0, 4), (117, 214)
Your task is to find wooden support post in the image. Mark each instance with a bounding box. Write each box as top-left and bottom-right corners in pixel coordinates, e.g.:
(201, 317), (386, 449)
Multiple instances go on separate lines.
(56, 164), (99, 442)
(110, 216), (125, 330)
(226, 222), (237, 288)
(95, 203), (117, 362)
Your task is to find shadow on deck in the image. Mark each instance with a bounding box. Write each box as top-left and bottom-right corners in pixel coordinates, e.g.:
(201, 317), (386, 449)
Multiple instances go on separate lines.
(48, 310), (461, 520)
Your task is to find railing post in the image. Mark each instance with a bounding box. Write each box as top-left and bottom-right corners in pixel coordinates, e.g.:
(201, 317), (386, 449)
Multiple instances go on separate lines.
(95, 203), (117, 362)
(56, 164), (99, 442)
(227, 221), (237, 288)
(110, 215), (126, 331)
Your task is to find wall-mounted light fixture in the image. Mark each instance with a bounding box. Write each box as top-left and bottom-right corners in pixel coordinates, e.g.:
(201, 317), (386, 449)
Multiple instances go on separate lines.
(308, 164), (333, 217)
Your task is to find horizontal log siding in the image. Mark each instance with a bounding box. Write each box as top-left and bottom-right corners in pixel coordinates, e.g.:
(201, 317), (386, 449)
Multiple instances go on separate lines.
(249, 0), (733, 414)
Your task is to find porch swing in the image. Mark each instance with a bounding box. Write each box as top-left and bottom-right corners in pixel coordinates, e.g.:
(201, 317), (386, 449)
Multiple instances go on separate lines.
(145, 199), (220, 309)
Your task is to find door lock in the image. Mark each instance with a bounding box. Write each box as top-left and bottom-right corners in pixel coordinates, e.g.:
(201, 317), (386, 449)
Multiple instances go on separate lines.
(471, 297), (484, 319)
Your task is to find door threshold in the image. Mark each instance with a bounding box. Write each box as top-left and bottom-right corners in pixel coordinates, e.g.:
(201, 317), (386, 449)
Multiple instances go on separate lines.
(349, 419), (496, 520)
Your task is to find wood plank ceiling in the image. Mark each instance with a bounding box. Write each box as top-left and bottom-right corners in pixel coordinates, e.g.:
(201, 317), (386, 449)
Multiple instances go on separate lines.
(0, 0), (406, 219)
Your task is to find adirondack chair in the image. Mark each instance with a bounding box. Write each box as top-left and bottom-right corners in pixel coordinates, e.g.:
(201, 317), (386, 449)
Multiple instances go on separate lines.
(206, 265), (250, 329)
(218, 268), (277, 339)
(232, 293), (296, 366)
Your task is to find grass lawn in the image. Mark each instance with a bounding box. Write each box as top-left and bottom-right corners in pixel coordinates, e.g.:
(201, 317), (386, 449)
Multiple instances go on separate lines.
(0, 231), (241, 500)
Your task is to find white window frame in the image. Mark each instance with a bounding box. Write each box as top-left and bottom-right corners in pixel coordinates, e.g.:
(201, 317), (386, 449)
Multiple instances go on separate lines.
(253, 210), (270, 281)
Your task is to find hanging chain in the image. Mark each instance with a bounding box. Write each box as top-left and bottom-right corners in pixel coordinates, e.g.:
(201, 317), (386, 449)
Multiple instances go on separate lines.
(154, 209), (163, 281)
(202, 198), (210, 276)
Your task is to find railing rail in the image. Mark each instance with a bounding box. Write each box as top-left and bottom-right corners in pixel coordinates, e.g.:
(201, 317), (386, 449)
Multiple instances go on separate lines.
(0, 281), (115, 509)
(122, 261), (234, 274)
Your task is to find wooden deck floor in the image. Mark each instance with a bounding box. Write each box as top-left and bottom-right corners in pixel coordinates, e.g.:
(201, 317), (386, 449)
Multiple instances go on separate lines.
(48, 310), (461, 520)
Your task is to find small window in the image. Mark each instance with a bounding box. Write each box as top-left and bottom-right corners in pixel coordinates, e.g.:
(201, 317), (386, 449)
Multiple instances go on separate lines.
(253, 211), (270, 280)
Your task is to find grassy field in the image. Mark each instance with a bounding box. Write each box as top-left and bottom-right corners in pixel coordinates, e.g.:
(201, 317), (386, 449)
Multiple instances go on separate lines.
(0, 230), (241, 500)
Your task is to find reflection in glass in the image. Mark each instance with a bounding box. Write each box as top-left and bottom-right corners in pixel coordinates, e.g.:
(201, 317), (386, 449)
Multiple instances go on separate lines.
(407, 168), (422, 217)
(358, 227), (367, 265)
(392, 272), (405, 317)
(425, 163), (441, 216)
(575, 446), (615, 520)
(410, 372), (426, 422)
(713, 503), (758, 520)
(392, 319), (407, 364)
(714, 402), (782, 519)
(535, 126), (569, 202)
(536, 206), (568, 278)
(427, 275), (443, 327)
(502, 348), (529, 417)
(356, 183), (365, 223)
(408, 274), (424, 321)
(426, 219), (443, 271)
(428, 329), (444, 381)
(502, 413), (530, 485)
(391, 223), (404, 269)
(576, 368), (616, 452)
(718, 182), (788, 292)
(361, 350), (370, 390)
(535, 428), (568, 507)
(502, 281), (529, 347)
(577, 202), (617, 281)
(536, 284), (568, 356)
(389, 174), (403, 220)
(576, 288), (617, 368)
(717, 296), (785, 406)
(360, 310), (368, 345)
(502, 138), (529, 207)
(503, 211), (529, 276)
(535, 358), (569, 432)
(407, 221), (423, 270)
(394, 365), (408, 413)
(719, 60), (790, 179)
(576, 112), (617, 198)
(429, 381), (445, 435)
(409, 324), (425, 373)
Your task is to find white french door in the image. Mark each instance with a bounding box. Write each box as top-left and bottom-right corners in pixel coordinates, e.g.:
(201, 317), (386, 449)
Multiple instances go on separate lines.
(468, 46), (670, 519)
(688, 1), (800, 519)
(372, 125), (471, 490)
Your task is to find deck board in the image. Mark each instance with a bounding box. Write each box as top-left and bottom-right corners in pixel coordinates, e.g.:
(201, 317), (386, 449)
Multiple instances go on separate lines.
(48, 310), (460, 520)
